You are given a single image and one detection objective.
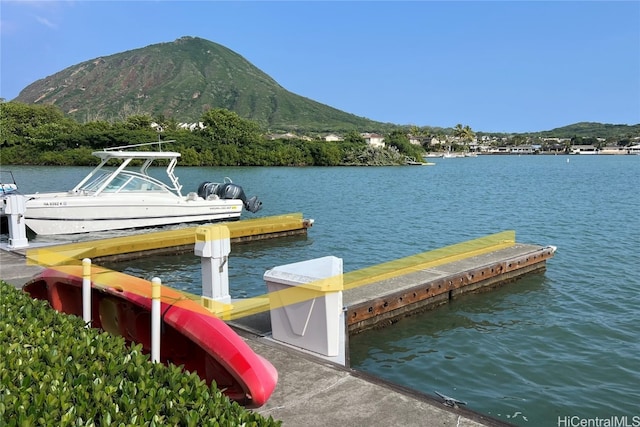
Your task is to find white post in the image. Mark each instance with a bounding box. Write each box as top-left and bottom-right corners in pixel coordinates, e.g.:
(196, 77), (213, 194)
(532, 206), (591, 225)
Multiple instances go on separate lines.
(4, 194), (29, 249)
(82, 258), (92, 327)
(195, 225), (231, 305)
(151, 277), (161, 363)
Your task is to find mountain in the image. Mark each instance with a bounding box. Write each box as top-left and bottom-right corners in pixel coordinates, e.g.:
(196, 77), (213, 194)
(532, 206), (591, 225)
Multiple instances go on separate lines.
(13, 36), (383, 132)
(535, 122), (640, 139)
(12, 36), (638, 137)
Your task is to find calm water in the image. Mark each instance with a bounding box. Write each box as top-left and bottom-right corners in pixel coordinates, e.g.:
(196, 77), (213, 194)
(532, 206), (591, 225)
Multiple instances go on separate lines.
(3, 155), (639, 426)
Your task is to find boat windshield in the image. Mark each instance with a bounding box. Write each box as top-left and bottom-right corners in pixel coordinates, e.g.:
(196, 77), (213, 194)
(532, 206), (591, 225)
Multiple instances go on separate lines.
(81, 172), (169, 194)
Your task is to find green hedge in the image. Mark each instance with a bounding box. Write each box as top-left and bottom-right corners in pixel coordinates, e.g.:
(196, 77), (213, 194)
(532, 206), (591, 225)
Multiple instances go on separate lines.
(0, 281), (281, 426)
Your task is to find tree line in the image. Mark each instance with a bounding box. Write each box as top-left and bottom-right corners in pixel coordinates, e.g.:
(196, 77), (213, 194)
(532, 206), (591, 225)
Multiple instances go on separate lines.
(0, 102), (423, 166)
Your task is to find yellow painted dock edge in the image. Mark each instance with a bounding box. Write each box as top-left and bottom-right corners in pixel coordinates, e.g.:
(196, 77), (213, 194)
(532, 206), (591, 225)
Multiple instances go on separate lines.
(25, 223), (517, 321)
(25, 213), (310, 266)
(221, 230), (517, 320)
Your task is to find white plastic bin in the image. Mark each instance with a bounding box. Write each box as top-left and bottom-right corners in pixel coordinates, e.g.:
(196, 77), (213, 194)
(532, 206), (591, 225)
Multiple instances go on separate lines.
(264, 256), (343, 356)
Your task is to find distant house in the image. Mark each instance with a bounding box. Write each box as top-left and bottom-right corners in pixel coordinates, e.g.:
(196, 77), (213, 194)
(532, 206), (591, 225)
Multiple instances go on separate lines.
(408, 135), (422, 146)
(468, 140), (481, 152)
(267, 132), (299, 140)
(510, 145), (536, 154)
(599, 146), (628, 155)
(543, 137), (570, 153)
(628, 144), (640, 154)
(570, 145), (599, 155)
(177, 122), (205, 131)
(428, 137), (446, 147)
(542, 137), (570, 144)
(487, 146), (510, 154)
(324, 134), (343, 142)
(361, 133), (385, 148)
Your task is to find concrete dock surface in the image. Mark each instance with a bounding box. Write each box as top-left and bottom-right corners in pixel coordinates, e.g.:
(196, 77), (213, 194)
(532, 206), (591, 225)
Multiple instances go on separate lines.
(1, 246), (511, 426)
(245, 331), (506, 426)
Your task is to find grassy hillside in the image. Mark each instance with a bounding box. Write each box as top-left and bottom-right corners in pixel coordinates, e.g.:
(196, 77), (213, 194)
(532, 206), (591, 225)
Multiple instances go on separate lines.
(14, 37), (384, 133)
(536, 122), (640, 139)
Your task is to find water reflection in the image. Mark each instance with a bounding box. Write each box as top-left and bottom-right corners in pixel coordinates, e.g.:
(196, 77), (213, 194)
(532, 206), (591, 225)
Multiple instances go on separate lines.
(350, 274), (547, 361)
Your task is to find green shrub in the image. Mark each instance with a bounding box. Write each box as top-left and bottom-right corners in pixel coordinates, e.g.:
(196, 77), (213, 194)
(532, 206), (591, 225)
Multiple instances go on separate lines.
(0, 281), (281, 426)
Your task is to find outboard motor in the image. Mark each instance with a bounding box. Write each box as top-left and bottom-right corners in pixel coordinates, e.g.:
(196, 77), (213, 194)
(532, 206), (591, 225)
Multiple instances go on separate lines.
(197, 181), (221, 200)
(244, 195), (262, 213)
(216, 182), (263, 213)
(197, 181), (262, 213)
(216, 182), (245, 200)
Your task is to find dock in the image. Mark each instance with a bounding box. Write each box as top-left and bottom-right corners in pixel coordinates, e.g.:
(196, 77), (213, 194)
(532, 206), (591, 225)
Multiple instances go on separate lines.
(344, 241), (555, 335)
(218, 231), (555, 340)
(0, 218), (555, 427)
(20, 213), (314, 264)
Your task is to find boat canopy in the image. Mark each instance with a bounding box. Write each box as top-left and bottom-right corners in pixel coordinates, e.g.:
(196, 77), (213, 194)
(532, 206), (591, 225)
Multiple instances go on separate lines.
(71, 143), (185, 196)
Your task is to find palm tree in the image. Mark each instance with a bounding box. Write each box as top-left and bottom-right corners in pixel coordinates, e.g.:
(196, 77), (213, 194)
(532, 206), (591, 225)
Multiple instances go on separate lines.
(453, 124), (475, 152)
(409, 125), (425, 146)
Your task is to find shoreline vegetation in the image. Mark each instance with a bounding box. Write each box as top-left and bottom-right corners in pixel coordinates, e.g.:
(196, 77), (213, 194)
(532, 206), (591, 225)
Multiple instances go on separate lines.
(1, 102), (638, 167)
(0, 280), (281, 426)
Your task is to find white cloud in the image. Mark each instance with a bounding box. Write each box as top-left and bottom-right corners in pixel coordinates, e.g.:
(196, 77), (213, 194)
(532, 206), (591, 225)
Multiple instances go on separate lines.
(35, 15), (57, 29)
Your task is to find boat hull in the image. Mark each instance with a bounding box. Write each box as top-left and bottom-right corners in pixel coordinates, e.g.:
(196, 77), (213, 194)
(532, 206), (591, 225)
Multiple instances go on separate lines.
(22, 266), (277, 408)
(24, 193), (244, 235)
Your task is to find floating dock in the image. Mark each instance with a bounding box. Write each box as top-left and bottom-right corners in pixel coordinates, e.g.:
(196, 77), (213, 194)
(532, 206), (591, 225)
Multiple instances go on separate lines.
(344, 239), (556, 335)
(218, 231), (555, 340)
(0, 219), (551, 426)
(23, 213), (313, 264)
(19, 222), (555, 340)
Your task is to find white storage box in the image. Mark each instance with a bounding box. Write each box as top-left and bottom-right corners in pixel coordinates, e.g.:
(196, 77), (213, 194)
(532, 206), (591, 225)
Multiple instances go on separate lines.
(264, 256), (343, 356)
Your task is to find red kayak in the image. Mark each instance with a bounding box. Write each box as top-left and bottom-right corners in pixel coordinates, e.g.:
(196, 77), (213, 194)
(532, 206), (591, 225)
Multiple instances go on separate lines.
(23, 265), (277, 408)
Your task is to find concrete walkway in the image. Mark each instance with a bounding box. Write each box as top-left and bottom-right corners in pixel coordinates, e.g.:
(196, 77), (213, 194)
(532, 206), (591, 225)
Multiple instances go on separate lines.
(0, 246), (44, 288)
(0, 246), (511, 426)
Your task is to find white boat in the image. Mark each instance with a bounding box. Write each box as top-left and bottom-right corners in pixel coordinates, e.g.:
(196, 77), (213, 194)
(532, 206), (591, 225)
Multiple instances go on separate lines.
(21, 142), (262, 235)
(0, 172), (19, 229)
(0, 171), (18, 197)
(0, 182), (18, 195)
(441, 145), (466, 159)
(442, 151), (465, 158)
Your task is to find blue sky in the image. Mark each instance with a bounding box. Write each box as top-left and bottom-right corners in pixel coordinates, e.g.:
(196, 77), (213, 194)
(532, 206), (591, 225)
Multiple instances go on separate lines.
(1, 1), (639, 133)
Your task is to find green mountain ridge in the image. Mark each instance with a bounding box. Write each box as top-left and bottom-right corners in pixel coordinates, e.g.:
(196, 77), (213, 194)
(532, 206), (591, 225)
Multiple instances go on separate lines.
(12, 36), (639, 137)
(539, 122), (640, 139)
(14, 36), (382, 133)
